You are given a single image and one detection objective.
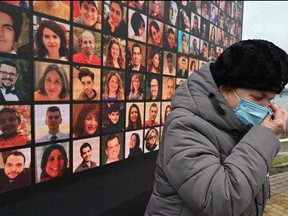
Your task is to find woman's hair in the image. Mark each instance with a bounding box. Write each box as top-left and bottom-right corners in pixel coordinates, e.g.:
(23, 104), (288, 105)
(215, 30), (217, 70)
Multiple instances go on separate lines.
(73, 104), (100, 137)
(41, 144), (68, 177)
(104, 38), (126, 69)
(190, 60), (196, 71)
(35, 20), (67, 58)
(37, 64), (70, 99)
(126, 103), (142, 130)
(164, 105), (171, 122)
(103, 71), (124, 100)
(130, 133), (140, 148)
(147, 49), (161, 73)
(149, 20), (160, 40)
(131, 12), (145, 36)
(130, 74), (143, 93)
(145, 127), (158, 150)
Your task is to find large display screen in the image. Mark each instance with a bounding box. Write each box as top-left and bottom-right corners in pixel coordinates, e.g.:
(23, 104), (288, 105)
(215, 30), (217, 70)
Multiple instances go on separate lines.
(0, 0), (243, 199)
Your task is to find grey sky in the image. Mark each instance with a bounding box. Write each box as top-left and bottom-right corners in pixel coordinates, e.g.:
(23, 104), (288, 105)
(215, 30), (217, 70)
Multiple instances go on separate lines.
(242, 1), (288, 52)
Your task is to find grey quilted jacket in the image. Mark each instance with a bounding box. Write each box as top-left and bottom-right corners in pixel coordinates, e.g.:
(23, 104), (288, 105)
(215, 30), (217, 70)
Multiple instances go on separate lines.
(145, 63), (280, 216)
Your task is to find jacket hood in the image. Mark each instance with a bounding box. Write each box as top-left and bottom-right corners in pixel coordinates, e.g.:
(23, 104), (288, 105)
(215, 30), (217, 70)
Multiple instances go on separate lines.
(171, 62), (247, 134)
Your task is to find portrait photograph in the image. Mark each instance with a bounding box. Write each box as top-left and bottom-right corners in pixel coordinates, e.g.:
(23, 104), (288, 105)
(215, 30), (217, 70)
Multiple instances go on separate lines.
(33, 15), (70, 61)
(102, 35), (126, 69)
(101, 132), (124, 165)
(34, 104), (70, 143)
(102, 102), (125, 134)
(162, 76), (175, 100)
(177, 55), (189, 78)
(0, 57), (32, 101)
(144, 126), (160, 153)
(161, 101), (171, 125)
(164, 1), (179, 27)
(148, 1), (164, 21)
(176, 78), (186, 89)
(0, 147), (31, 193)
(128, 1), (148, 13)
(102, 69), (125, 101)
(73, 137), (100, 173)
(163, 51), (176, 77)
(73, 26), (101, 66)
(189, 58), (199, 76)
(128, 9), (147, 43)
(73, 1), (102, 30)
(102, 1), (127, 38)
(126, 72), (145, 101)
(35, 142), (69, 183)
(126, 102), (144, 131)
(124, 129), (144, 159)
(0, 4), (30, 56)
(200, 18), (209, 41)
(145, 74), (162, 101)
(34, 61), (70, 101)
(146, 46), (163, 74)
(164, 25), (177, 52)
(178, 30), (190, 55)
(145, 101), (161, 128)
(73, 103), (100, 139)
(33, 1), (70, 21)
(0, 105), (31, 150)
(191, 12), (201, 37)
(127, 41), (147, 72)
(73, 65), (100, 101)
(147, 18), (163, 48)
(190, 35), (200, 57)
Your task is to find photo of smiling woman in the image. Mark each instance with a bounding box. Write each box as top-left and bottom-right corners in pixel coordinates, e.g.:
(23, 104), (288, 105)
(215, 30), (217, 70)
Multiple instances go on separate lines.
(35, 143), (69, 183)
(103, 37), (126, 69)
(34, 62), (70, 101)
(73, 103), (100, 138)
(34, 18), (69, 61)
(126, 102), (144, 130)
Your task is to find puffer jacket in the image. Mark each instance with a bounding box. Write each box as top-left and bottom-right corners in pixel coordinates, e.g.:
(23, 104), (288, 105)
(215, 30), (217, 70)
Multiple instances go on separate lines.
(145, 63), (280, 216)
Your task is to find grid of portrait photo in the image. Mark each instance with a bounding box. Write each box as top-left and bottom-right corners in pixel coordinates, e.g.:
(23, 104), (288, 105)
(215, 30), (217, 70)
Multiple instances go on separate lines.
(0, 1), (243, 194)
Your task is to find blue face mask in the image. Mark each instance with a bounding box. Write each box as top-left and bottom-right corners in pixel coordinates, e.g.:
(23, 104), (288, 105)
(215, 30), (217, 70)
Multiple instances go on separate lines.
(233, 91), (273, 128)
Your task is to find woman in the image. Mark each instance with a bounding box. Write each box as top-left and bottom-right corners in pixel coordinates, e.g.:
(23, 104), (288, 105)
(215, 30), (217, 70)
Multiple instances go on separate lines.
(179, 9), (190, 32)
(126, 104), (142, 130)
(181, 34), (189, 54)
(189, 60), (197, 76)
(210, 25), (216, 44)
(145, 40), (288, 215)
(131, 12), (146, 42)
(34, 64), (70, 101)
(145, 127), (159, 152)
(35, 20), (68, 61)
(128, 74), (144, 100)
(104, 38), (126, 69)
(128, 133), (143, 158)
(163, 104), (171, 124)
(147, 49), (161, 74)
(40, 144), (68, 182)
(73, 104), (100, 138)
(150, 1), (163, 20)
(102, 71), (124, 100)
(148, 20), (162, 47)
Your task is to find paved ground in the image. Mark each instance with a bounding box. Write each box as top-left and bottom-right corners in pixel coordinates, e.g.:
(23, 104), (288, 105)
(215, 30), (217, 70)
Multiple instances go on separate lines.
(264, 172), (288, 215)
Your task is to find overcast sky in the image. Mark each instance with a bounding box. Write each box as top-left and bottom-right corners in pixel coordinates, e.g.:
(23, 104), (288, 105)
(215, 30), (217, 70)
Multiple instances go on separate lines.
(242, 1), (288, 52)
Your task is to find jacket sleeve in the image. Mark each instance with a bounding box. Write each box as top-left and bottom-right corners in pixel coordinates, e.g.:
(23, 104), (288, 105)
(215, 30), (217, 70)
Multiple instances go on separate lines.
(162, 115), (279, 215)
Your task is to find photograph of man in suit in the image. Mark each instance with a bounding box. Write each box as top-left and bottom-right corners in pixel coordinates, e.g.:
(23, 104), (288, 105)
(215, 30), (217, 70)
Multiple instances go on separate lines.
(177, 58), (188, 78)
(0, 58), (27, 101)
(128, 43), (145, 71)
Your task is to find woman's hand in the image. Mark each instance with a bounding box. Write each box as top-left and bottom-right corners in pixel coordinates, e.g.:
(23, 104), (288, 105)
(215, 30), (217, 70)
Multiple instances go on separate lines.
(261, 103), (288, 136)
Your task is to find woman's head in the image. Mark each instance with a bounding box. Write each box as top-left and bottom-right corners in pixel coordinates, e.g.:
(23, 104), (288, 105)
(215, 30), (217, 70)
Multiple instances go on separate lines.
(148, 49), (161, 73)
(108, 1), (124, 28)
(35, 20), (67, 58)
(104, 71), (124, 99)
(105, 38), (125, 68)
(130, 74), (143, 93)
(41, 144), (68, 179)
(164, 105), (171, 121)
(145, 128), (158, 148)
(73, 104), (100, 137)
(37, 64), (70, 99)
(127, 103), (142, 129)
(131, 12), (145, 36)
(190, 60), (196, 71)
(129, 133), (140, 149)
(149, 20), (161, 45)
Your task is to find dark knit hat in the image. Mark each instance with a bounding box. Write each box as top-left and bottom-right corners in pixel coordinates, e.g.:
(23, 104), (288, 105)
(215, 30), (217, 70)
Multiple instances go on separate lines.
(211, 39), (288, 94)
